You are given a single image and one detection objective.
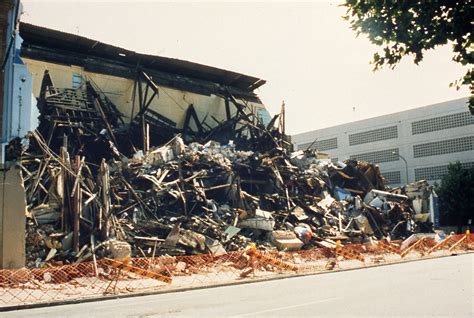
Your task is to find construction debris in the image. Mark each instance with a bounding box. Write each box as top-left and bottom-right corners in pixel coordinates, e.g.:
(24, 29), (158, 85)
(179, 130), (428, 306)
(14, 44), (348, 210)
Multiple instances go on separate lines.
(15, 79), (432, 268)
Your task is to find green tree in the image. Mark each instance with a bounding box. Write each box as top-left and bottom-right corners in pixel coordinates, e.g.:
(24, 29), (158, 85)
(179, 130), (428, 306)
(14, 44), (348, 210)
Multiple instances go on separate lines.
(435, 162), (474, 231)
(343, 1), (473, 112)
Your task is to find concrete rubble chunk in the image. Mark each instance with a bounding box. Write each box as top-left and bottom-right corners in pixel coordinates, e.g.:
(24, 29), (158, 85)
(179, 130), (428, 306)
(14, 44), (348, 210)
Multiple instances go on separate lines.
(291, 207), (309, 221)
(108, 240), (132, 259)
(205, 237), (227, 256)
(269, 231), (304, 251)
(238, 209), (275, 231)
(178, 230), (206, 251)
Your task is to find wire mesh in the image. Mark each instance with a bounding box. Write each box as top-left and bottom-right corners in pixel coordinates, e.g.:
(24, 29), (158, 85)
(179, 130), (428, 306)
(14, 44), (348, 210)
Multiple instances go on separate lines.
(0, 234), (472, 308)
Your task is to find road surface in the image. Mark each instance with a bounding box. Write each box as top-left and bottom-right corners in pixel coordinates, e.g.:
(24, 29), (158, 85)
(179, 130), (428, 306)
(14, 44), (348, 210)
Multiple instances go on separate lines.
(3, 254), (473, 317)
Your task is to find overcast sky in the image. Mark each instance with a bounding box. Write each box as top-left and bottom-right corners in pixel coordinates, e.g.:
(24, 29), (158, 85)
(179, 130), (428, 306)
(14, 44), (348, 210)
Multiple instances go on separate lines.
(21, 0), (470, 135)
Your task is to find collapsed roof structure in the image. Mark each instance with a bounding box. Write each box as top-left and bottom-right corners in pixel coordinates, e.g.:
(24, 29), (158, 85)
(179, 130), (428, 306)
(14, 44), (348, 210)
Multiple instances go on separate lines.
(18, 22), (274, 152)
(1, 19), (431, 269)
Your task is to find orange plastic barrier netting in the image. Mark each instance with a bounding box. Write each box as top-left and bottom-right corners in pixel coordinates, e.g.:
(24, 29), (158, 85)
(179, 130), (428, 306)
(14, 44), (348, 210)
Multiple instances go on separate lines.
(0, 234), (472, 308)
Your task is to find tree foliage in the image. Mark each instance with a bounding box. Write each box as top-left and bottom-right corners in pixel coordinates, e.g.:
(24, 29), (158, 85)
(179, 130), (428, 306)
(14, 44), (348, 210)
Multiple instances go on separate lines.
(435, 162), (474, 227)
(343, 1), (473, 112)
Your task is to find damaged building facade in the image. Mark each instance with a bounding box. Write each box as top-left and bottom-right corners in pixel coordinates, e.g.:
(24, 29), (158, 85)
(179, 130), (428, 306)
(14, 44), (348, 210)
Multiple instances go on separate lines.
(0, 4), (272, 268)
(1, 2), (435, 270)
(19, 23), (270, 148)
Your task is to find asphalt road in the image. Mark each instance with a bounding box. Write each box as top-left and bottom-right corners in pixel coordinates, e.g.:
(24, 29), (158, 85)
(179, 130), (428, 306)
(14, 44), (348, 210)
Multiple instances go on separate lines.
(3, 254), (473, 317)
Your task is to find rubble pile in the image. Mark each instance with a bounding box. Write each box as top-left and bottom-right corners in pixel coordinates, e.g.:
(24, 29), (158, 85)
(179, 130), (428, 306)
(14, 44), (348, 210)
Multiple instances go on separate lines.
(392, 180), (433, 217)
(16, 81), (430, 268)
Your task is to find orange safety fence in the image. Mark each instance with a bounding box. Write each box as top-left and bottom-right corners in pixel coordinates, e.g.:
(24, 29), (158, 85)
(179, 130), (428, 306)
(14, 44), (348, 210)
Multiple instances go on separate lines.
(0, 234), (472, 308)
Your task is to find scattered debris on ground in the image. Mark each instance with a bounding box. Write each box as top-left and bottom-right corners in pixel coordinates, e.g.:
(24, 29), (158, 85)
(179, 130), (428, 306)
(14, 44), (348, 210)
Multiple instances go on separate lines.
(15, 81), (433, 268)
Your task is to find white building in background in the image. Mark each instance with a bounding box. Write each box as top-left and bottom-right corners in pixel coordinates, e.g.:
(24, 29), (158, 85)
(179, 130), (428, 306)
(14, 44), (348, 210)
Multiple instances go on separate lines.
(292, 97), (474, 187)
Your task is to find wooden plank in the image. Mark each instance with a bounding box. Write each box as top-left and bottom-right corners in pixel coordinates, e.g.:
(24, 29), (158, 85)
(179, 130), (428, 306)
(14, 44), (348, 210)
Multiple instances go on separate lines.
(101, 160), (111, 241)
(73, 155), (82, 253)
(94, 98), (119, 147)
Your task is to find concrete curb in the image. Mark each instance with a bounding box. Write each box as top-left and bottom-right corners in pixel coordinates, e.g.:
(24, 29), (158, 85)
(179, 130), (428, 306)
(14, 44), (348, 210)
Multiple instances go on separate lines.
(1, 251), (472, 312)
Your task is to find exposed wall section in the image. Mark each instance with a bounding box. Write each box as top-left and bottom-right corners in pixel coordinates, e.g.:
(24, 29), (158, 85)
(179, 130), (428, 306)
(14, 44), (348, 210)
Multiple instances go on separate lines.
(18, 23), (270, 147)
(19, 23), (265, 103)
(22, 58), (227, 127)
(0, 166), (26, 268)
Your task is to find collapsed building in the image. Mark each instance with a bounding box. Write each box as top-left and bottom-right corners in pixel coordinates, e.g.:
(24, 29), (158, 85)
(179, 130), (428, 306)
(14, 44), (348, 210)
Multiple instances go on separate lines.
(0, 10), (432, 269)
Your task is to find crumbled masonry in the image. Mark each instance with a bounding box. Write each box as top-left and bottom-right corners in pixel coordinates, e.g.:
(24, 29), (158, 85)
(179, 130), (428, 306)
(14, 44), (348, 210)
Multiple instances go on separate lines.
(15, 81), (433, 268)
